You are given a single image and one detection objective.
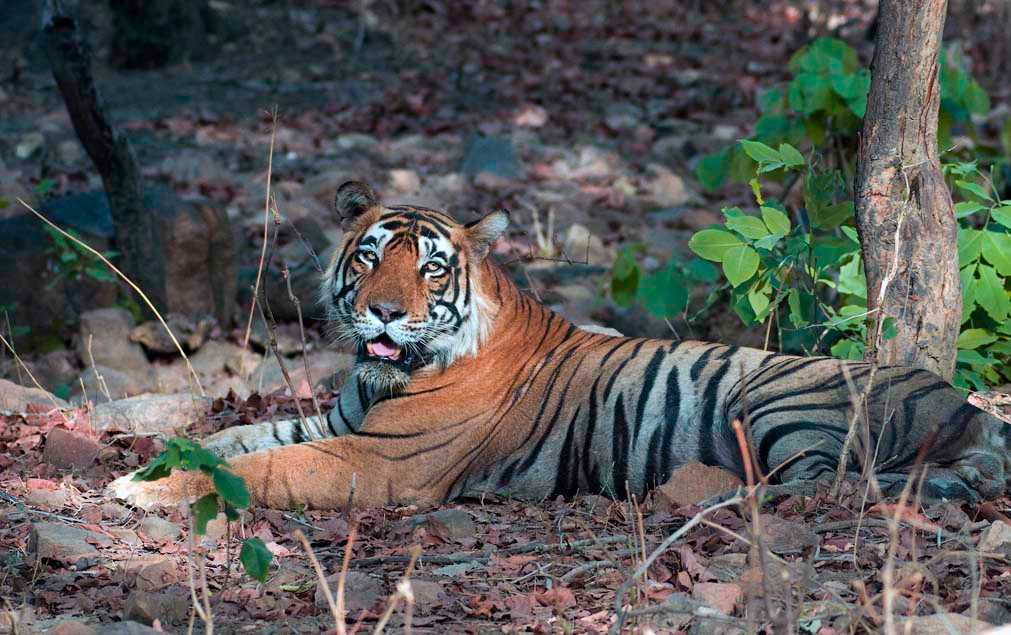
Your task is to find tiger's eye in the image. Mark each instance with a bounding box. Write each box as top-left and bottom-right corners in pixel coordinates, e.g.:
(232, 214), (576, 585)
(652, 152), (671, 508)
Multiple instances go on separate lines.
(422, 262), (446, 276)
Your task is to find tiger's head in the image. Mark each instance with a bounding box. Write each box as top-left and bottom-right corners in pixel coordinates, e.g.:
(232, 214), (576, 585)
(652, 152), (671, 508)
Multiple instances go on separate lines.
(321, 181), (509, 391)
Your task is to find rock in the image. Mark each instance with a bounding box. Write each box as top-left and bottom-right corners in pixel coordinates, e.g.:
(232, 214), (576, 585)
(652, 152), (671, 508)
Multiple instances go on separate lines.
(57, 140), (83, 164)
(979, 520), (1011, 553)
(71, 365), (151, 404)
(98, 621), (165, 635)
(158, 194), (237, 327)
(139, 516), (181, 541)
(15, 131), (44, 159)
(605, 102), (643, 131)
(460, 135), (524, 179)
(188, 340), (260, 376)
(26, 487), (70, 509)
(409, 579), (446, 613)
(32, 350), (80, 391)
(0, 378), (68, 412)
(334, 133), (378, 151)
(77, 308), (154, 380)
(248, 321), (304, 356)
(123, 586), (190, 626)
(109, 528), (141, 546)
(30, 522), (112, 564)
(551, 146), (621, 180)
(388, 168), (421, 195)
(133, 557), (179, 591)
(692, 582), (742, 615)
(42, 427), (101, 470)
(0, 192), (119, 347)
(152, 361), (191, 394)
(407, 509), (477, 542)
(130, 314), (216, 354)
(561, 223), (610, 266)
(898, 614), (991, 635)
(315, 571), (385, 614)
(91, 393), (211, 436)
(643, 164), (692, 208)
(51, 621), (97, 635)
(654, 462), (743, 510)
(102, 502), (131, 521)
(250, 349), (353, 394)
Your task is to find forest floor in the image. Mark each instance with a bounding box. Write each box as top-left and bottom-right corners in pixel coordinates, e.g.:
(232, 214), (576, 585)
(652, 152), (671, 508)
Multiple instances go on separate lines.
(2, 1), (1011, 632)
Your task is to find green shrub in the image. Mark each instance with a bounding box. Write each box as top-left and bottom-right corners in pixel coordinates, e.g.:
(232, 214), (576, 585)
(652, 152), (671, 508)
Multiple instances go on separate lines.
(612, 37), (1011, 391)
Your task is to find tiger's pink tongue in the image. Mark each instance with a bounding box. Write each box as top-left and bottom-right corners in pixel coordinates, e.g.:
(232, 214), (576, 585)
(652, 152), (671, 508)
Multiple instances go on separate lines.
(368, 340), (401, 359)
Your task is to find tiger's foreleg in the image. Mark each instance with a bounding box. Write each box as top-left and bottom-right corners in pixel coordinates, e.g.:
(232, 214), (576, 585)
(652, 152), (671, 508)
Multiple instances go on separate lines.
(111, 434), (437, 511)
(203, 374), (373, 458)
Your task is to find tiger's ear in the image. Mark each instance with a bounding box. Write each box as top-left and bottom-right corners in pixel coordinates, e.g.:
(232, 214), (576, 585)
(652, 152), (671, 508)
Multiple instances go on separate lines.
(464, 210), (509, 260)
(335, 180), (380, 230)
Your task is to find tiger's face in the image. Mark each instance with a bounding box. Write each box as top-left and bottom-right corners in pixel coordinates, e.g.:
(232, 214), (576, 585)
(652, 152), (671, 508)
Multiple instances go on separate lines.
(322, 181), (509, 390)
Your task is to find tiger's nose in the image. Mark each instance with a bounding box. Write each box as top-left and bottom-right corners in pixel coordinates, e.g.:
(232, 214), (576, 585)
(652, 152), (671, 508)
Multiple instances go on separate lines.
(369, 302), (406, 323)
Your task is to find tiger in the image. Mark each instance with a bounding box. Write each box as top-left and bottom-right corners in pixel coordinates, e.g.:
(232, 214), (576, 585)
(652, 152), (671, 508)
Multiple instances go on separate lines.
(111, 180), (1011, 510)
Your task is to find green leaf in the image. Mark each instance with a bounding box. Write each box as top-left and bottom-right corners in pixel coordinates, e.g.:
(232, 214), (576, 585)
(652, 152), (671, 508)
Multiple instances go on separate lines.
(721, 245), (760, 287)
(960, 264), (977, 322)
(748, 178), (764, 205)
(696, 150), (730, 192)
(981, 230), (1011, 276)
(992, 206), (1011, 228)
(689, 229), (744, 262)
(637, 265), (688, 318)
(964, 79), (990, 114)
(975, 264), (1011, 323)
(192, 494), (220, 535)
(954, 201), (985, 219)
(957, 328), (998, 350)
(760, 206), (791, 236)
(957, 349), (992, 366)
(681, 258), (718, 284)
(240, 537), (273, 582)
(787, 288), (808, 327)
(758, 87), (784, 112)
(725, 215), (770, 240)
(829, 69), (870, 117)
(956, 180), (993, 202)
(748, 288), (770, 316)
(212, 468), (251, 509)
(958, 229), (984, 266)
(611, 247), (641, 306)
(739, 140), (781, 165)
(840, 225), (860, 244)
(830, 338), (864, 361)
(777, 143), (805, 169)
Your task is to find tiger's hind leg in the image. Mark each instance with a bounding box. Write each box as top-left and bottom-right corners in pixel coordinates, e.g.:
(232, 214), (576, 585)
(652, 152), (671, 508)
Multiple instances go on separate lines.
(734, 362), (1010, 501)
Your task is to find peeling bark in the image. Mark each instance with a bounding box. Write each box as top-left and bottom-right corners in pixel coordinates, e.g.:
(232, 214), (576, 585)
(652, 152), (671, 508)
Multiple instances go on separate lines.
(854, 0), (960, 380)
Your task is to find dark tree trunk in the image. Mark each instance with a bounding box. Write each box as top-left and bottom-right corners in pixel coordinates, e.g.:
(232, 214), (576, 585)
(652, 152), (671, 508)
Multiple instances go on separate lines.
(854, 0), (960, 380)
(107, 0), (210, 69)
(42, 1), (167, 313)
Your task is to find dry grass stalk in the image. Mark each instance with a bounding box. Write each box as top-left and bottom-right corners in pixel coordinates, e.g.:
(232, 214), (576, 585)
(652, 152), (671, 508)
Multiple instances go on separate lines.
(293, 529), (340, 632)
(243, 107), (278, 350)
(85, 333), (112, 403)
(17, 198), (205, 396)
(335, 522), (359, 635)
(0, 330), (70, 425)
(372, 544), (422, 634)
(185, 519), (214, 634)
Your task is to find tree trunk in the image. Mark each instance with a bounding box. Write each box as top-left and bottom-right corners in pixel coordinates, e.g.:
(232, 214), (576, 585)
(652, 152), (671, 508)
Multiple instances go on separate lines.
(42, 1), (167, 313)
(854, 0), (960, 381)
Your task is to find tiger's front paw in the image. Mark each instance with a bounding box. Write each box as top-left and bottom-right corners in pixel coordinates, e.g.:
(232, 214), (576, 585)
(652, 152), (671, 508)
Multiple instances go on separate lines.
(108, 471), (195, 510)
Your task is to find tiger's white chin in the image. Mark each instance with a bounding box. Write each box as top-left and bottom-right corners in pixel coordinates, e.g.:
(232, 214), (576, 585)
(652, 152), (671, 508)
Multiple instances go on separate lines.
(356, 360), (412, 392)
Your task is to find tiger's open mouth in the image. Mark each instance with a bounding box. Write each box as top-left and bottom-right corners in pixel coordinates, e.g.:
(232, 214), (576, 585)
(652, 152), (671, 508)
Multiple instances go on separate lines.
(365, 333), (402, 361)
